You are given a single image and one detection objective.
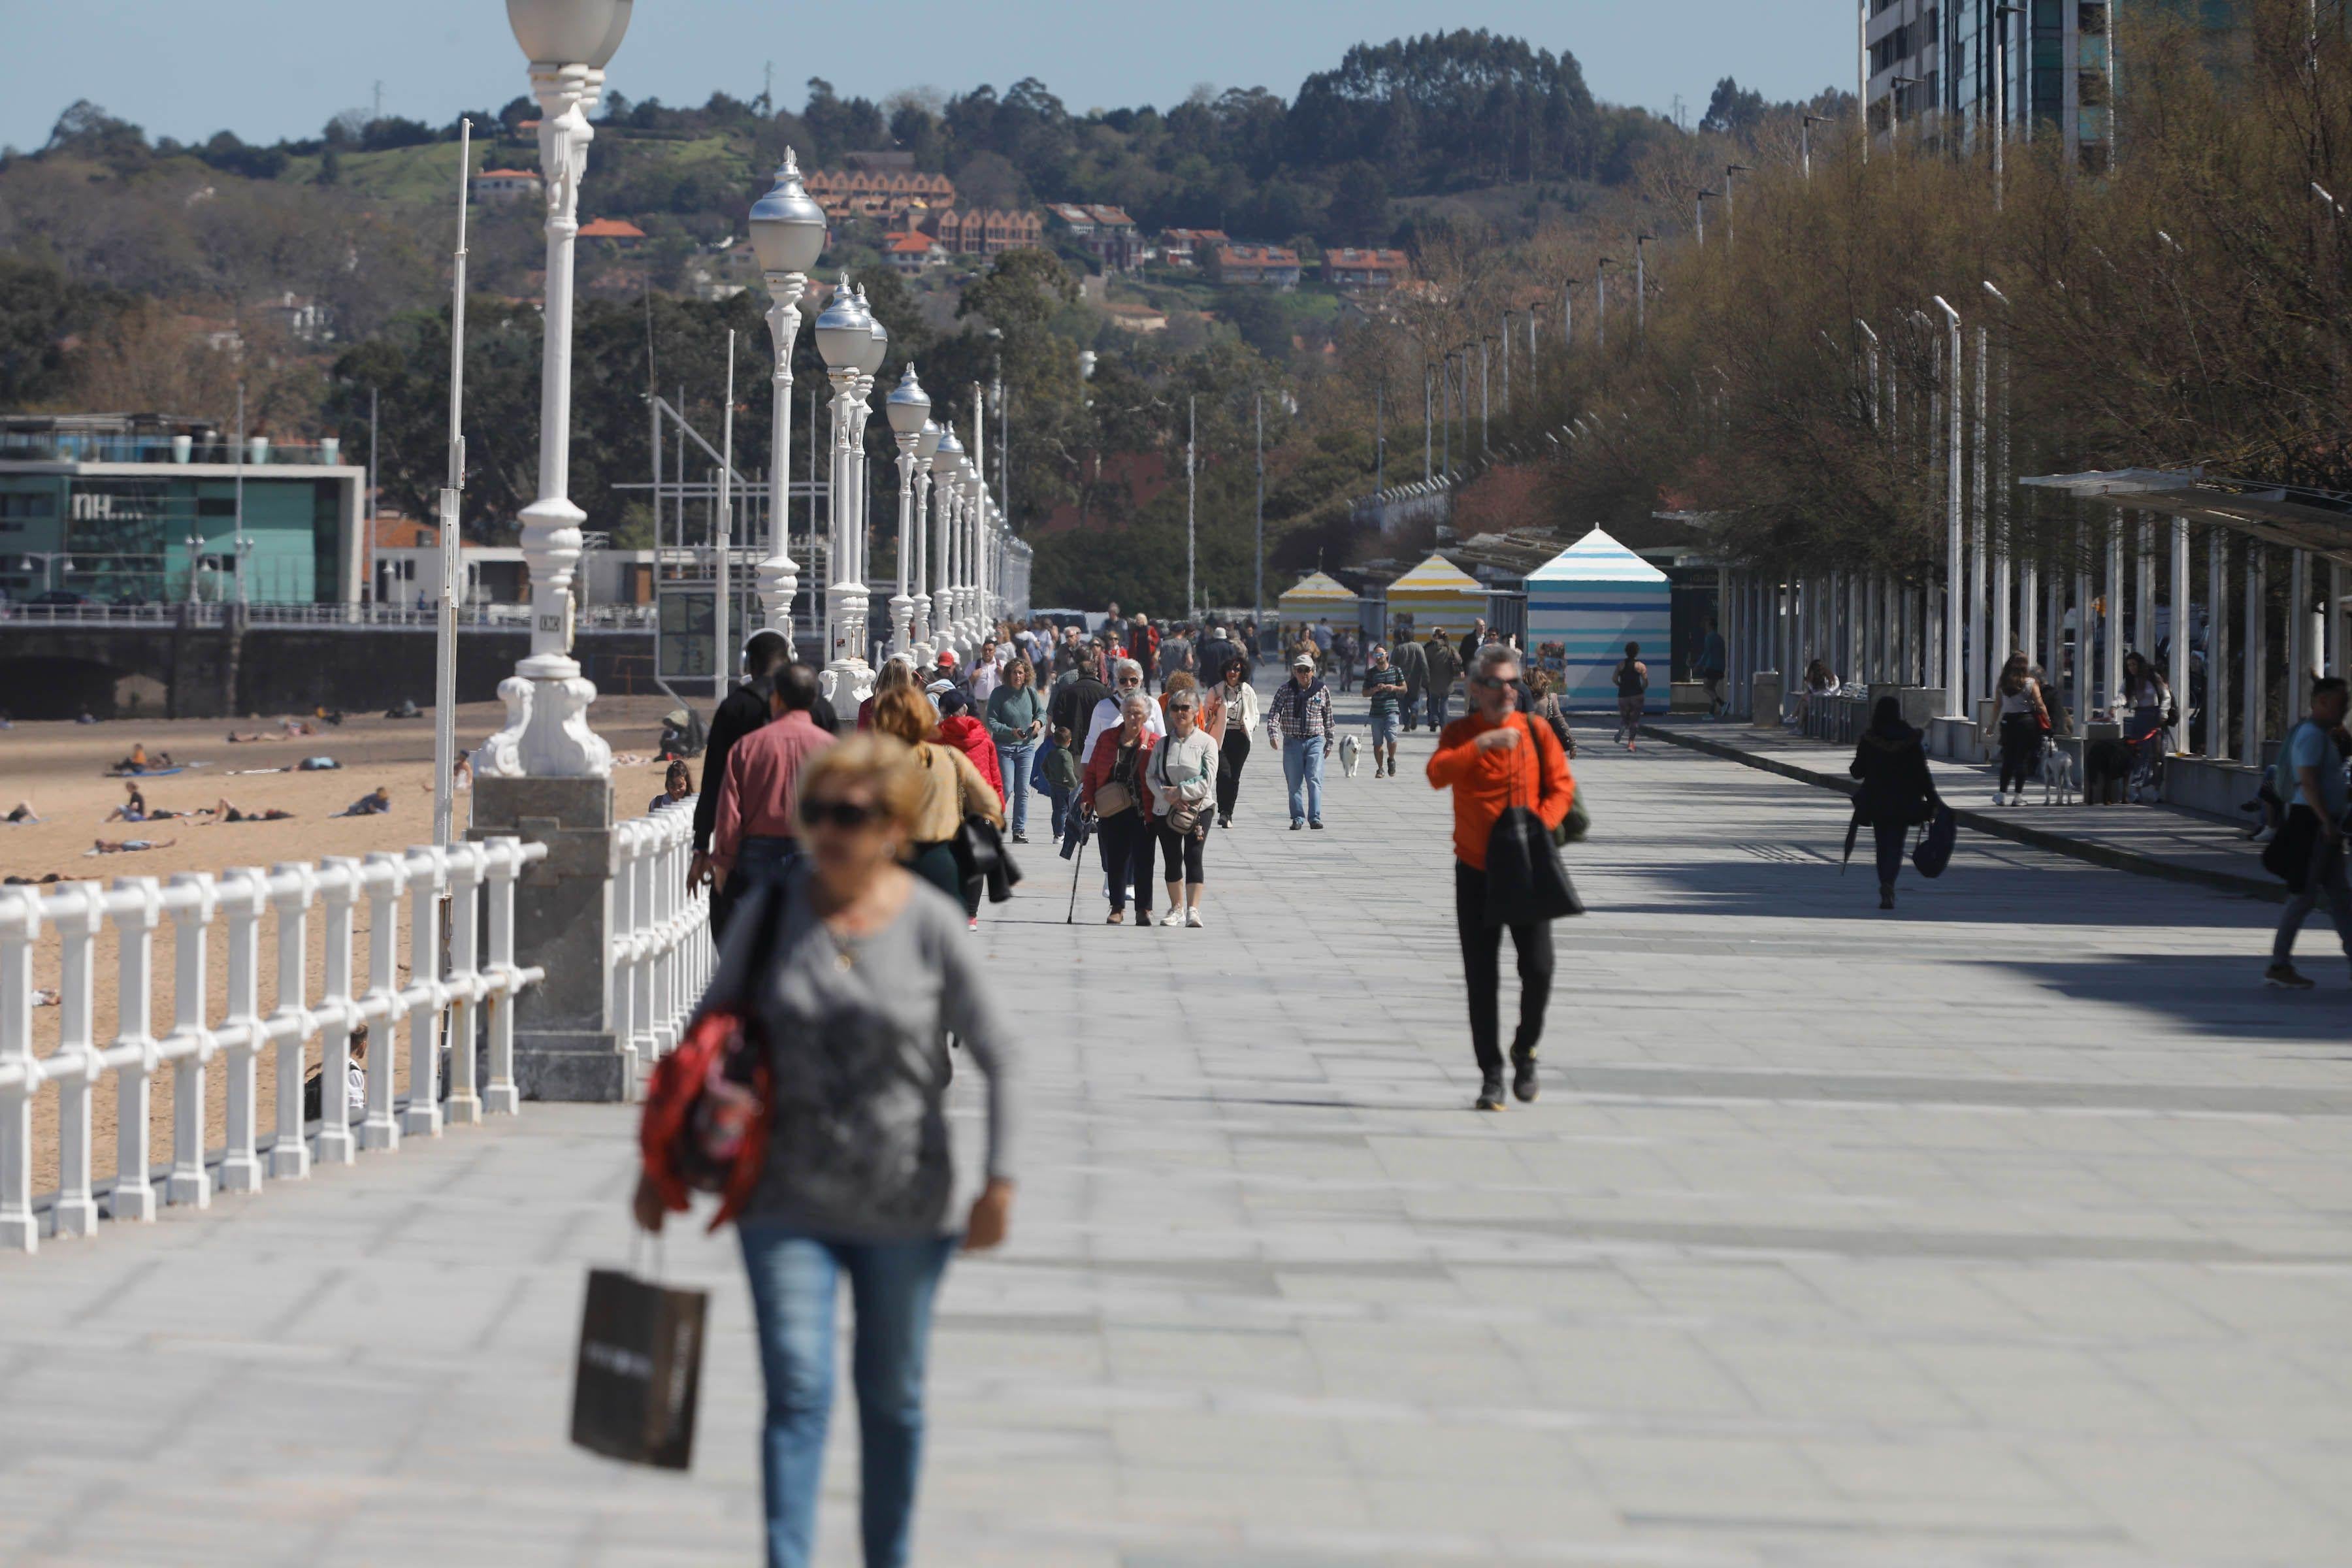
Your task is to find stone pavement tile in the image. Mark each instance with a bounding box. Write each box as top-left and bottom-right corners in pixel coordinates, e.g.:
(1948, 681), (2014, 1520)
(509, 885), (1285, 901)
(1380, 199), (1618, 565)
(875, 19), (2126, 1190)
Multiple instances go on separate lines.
(1572, 1433), (1841, 1522)
(2024, 1439), (2351, 1560)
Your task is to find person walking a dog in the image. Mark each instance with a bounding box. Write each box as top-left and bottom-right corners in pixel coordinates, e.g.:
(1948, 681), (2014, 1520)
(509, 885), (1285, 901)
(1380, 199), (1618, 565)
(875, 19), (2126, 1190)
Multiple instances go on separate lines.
(1851, 696), (1940, 911)
(1364, 644), (1407, 777)
(1267, 653), (1335, 830)
(2266, 676), (2352, 988)
(1428, 643), (1574, 1111)
(1989, 653), (2051, 807)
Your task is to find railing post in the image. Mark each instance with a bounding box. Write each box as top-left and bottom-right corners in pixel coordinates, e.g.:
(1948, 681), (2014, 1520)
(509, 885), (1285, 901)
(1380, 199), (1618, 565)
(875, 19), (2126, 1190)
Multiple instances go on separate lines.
(483, 840), (521, 1117)
(267, 863), (316, 1180)
(314, 858), (362, 1166)
(651, 809), (680, 1058)
(108, 876), (162, 1220)
(444, 844), (487, 1126)
(52, 882), (106, 1237)
(0, 887), (44, 1252)
(217, 866), (269, 1194)
(359, 853), (402, 1152)
(610, 821), (641, 1092)
(165, 872), (218, 1209)
(401, 848), (447, 1139)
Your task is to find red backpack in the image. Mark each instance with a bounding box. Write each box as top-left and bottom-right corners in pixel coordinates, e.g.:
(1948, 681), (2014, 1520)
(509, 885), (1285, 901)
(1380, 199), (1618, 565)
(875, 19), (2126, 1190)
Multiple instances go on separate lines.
(637, 881), (783, 1230)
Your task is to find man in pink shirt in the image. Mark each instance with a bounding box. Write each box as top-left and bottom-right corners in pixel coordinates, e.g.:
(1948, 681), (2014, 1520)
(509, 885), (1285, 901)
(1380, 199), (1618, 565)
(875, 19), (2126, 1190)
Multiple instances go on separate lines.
(710, 663), (834, 934)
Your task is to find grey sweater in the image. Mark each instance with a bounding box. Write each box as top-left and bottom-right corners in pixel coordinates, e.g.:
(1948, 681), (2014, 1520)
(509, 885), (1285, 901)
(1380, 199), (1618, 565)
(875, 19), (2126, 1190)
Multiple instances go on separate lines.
(745, 871), (1018, 1239)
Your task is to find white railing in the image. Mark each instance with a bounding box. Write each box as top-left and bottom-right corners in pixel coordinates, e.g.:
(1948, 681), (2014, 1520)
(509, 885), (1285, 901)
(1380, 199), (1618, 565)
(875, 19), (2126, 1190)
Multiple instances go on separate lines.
(0, 837), (547, 1254)
(0, 602), (659, 632)
(609, 799), (712, 1090)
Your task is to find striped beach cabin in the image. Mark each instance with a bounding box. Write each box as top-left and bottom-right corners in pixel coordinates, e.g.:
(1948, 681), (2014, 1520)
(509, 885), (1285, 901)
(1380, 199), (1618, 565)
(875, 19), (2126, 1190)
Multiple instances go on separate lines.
(1276, 570), (1360, 619)
(1526, 528), (1673, 711)
(1380, 552), (1488, 644)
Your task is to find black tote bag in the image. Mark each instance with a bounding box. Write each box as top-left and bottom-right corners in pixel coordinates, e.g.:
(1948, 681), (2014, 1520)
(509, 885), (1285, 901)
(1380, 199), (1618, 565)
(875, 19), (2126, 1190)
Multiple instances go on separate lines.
(1482, 717), (1584, 926)
(570, 1266), (710, 1471)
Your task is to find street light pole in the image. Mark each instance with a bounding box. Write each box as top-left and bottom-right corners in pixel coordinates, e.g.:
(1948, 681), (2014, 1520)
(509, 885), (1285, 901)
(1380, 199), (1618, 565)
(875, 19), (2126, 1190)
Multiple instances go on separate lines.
(1695, 189), (1716, 247)
(748, 148), (826, 644)
(480, 0), (629, 781)
(1186, 395), (1196, 622)
(433, 118), (471, 850)
(1803, 114), (1828, 180)
(884, 365), (930, 657)
(813, 276), (873, 699)
(1933, 295), (1964, 718)
(1725, 164), (1752, 250)
(1635, 235), (1653, 336)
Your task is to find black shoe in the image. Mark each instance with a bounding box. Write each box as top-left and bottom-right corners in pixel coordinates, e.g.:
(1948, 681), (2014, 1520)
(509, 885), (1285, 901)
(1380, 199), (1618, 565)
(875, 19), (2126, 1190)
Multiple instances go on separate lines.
(1509, 1047), (1538, 1103)
(1290, 820), (1304, 831)
(1878, 883), (1895, 910)
(1309, 820), (1325, 830)
(1011, 832), (1028, 844)
(1217, 815), (1230, 828)
(1474, 1074), (1505, 1111)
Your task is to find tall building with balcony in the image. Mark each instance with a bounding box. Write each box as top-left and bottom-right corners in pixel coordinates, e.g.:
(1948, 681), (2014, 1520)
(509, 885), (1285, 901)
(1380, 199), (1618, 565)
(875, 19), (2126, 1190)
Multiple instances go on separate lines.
(1864, 0), (2118, 172)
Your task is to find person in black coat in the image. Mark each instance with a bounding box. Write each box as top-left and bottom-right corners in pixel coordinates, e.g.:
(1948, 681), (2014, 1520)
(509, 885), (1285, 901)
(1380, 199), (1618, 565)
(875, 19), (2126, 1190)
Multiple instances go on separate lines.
(1050, 645), (1112, 753)
(691, 629), (792, 887)
(1850, 696), (1940, 910)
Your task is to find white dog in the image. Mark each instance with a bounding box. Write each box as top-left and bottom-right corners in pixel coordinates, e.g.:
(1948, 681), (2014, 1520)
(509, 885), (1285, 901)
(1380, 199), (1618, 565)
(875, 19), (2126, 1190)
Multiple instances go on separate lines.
(2039, 738), (2077, 806)
(1337, 733), (1362, 778)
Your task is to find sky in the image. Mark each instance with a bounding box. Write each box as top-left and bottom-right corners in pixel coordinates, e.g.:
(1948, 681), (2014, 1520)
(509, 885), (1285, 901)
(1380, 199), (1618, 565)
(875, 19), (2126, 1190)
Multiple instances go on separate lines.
(0, 1), (1851, 153)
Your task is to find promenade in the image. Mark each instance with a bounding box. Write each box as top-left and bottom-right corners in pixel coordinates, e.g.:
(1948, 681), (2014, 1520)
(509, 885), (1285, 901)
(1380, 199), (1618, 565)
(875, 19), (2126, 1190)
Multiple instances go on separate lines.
(5, 696), (2351, 1565)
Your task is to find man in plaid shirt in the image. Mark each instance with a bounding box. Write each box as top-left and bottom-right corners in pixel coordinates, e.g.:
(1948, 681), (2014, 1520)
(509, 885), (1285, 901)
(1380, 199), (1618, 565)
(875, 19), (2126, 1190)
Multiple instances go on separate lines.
(1267, 653), (1335, 830)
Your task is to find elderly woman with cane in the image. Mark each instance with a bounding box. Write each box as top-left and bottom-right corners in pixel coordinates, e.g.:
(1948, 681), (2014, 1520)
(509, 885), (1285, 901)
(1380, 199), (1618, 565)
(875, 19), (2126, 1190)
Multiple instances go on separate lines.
(1081, 691), (1161, 926)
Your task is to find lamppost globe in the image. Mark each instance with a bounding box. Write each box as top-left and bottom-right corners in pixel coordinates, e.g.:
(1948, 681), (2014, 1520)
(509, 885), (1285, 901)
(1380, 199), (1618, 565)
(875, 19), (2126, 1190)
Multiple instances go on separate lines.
(934, 427), (964, 478)
(857, 306), (889, 376)
(886, 365), (931, 436)
(585, 0), (633, 68)
(748, 153), (827, 276)
(813, 279), (871, 369)
(506, 0), (623, 63)
(916, 418), (943, 462)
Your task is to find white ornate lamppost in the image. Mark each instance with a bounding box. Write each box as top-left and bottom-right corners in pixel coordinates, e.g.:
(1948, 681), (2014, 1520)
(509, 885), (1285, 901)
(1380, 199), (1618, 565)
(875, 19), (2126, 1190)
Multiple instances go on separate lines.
(931, 425), (965, 662)
(961, 421), (987, 651)
(884, 366), (930, 657)
(907, 417), (942, 662)
(747, 148), (827, 641)
(850, 292), (888, 677)
(812, 278), (872, 702)
(481, 0), (629, 779)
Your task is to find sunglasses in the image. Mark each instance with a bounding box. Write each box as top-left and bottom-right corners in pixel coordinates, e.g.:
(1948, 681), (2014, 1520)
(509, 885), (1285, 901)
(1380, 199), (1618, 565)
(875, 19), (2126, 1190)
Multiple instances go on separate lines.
(1119, 677), (1141, 685)
(1468, 674), (1513, 690)
(802, 798), (881, 830)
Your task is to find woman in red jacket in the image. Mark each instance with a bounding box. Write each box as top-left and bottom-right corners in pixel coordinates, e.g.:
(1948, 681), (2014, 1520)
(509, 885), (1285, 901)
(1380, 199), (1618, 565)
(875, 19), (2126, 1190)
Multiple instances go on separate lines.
(934, 690), (1005, 801)
(1080, 692), (1160, 926)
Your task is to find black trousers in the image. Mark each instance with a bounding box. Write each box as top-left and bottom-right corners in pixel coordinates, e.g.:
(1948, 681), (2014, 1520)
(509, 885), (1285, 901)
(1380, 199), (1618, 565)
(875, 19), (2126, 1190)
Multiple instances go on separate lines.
(1873, 821), (1908, 888)
(1997, 714), (2040, 792)
(1154, 819), (1205, 884)
(1098, 809), (1156, 913)
(1215, 728), (1252, 821)
(1453, 860), (1556, 1077)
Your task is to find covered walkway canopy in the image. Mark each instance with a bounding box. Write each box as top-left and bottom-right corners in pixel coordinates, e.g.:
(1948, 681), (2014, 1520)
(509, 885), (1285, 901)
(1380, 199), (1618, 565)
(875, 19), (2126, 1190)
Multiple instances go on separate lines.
(2021, 468), (2352, 571)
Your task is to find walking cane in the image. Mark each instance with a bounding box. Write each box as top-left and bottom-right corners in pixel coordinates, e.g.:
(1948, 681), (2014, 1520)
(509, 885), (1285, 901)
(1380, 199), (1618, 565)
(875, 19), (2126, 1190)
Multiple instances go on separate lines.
(1066, 816), (1094, 923)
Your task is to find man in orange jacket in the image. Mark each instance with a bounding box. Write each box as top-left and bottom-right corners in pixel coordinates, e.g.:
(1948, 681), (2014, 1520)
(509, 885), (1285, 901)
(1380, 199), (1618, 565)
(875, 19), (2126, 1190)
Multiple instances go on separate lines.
(1428, 642), (1575, 1110)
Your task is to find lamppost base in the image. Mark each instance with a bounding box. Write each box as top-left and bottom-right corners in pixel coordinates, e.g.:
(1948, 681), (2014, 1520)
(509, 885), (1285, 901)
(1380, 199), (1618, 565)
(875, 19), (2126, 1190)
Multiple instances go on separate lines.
(483, 652), (611, 780)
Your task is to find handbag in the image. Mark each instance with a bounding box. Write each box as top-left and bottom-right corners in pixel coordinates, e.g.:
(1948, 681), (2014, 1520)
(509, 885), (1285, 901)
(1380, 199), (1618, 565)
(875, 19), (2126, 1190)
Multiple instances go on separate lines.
(638, 879), (783, 1231)
(1093, 740), (1139, 817)
(1911, 802), (1957, 879)
(2263, 804), (2325, 893)
(570, 1261), (709, 1471)
(953, 813), (1022, 904)
(1482, 716), (1584, 925)
(1156, 734), (1211, 836)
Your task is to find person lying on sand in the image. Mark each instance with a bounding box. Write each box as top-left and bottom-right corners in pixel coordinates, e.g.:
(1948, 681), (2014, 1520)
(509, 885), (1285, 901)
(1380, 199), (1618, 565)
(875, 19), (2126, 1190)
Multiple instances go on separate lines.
(225, 730), (278, 743)
(89, 838), (174, 855)
(3, 800), (40, 824)
(333, 787), (393, 818)
(210, 798), (293, 823)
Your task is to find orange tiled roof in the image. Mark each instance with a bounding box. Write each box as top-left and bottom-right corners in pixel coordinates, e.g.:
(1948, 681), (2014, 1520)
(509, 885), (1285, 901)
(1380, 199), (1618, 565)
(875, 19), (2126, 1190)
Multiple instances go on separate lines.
(579, 218), (646, 239)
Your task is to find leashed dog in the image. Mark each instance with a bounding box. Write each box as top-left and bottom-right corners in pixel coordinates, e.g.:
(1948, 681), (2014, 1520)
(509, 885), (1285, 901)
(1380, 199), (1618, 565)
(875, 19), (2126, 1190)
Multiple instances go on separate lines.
(1337, 733), (1362, 777)
(2039, 737), (2078, 806)
(2081, 737), (2134, 805)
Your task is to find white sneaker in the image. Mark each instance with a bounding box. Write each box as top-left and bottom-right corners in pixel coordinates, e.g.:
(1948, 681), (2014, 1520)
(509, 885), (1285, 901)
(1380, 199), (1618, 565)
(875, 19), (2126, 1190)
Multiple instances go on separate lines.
(1159, 909), (1184, 928)
(1992, 790), (2006, 806)
(1185, 907), (1205, 928)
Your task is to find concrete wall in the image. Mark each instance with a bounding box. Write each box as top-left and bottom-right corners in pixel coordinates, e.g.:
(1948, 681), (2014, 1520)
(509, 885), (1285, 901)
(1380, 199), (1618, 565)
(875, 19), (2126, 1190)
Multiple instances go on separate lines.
(0, 623), (658, 720)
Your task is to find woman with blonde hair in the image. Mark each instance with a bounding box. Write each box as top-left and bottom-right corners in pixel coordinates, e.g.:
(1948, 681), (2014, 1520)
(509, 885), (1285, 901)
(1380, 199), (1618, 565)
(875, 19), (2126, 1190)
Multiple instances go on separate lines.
(636, 730), (1019, 1568)
(869, 685), (1003, 915)
(857, 656), (919, 732)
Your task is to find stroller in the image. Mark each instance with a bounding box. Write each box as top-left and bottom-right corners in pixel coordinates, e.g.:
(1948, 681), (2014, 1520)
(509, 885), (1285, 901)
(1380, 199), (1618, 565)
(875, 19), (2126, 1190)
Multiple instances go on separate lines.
(658, 707), (706, 760)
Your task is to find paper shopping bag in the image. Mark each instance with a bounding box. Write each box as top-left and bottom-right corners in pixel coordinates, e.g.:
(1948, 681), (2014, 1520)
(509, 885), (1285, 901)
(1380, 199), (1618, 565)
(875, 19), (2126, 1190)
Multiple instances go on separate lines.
(569, 1267), (708, 1471)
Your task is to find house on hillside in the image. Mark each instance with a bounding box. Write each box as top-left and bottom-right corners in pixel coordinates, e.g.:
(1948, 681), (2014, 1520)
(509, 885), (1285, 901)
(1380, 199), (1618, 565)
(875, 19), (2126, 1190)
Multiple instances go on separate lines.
(1209, 243), (1301, 289)
(473, 168), (542, 204)
(921, 207), (1043, 258)
(1103, 302), (1168, 334)
(1158, 228), (1228, 268)
(885, 230), (947, 276)
(803, 165), (956, 227)
(1049, 203), (1143, 271)
(1322, 248), (1411, 291)
(579, 218), (647, 246)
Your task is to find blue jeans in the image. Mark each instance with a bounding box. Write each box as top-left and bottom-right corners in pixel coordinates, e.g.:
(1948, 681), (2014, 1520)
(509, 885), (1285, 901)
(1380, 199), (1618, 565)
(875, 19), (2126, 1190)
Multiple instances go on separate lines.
(737, 1225), (958, 1568)
(996, 739), (1039, 834)
(1369, 710), (1403, 749)
(1281, 736), (1325, 825)
(1046, 780), (1075, 842)
(1426, 686), (1452, 728)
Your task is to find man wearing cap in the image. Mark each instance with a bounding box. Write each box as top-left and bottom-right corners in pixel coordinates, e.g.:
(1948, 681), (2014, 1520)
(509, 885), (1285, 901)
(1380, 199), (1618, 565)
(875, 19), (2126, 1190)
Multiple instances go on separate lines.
(1266, 651), (1335, 830)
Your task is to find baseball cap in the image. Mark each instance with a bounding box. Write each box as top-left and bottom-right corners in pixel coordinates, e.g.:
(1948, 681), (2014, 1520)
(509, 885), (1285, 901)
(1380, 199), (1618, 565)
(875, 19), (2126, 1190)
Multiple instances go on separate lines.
(936, 649), (958, 668)
(1291, 653), (1315, 670)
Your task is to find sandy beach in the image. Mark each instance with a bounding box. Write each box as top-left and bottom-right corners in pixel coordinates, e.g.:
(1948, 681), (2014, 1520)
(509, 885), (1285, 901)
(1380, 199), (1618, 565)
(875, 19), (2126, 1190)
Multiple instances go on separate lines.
(2, 695), (698, 1201)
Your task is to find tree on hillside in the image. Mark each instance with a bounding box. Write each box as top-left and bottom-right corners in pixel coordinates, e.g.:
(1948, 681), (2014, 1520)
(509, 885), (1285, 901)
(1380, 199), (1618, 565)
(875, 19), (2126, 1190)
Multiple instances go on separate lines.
(1288, 32), (1599, 188)
(1698, 78), (1767, 137)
